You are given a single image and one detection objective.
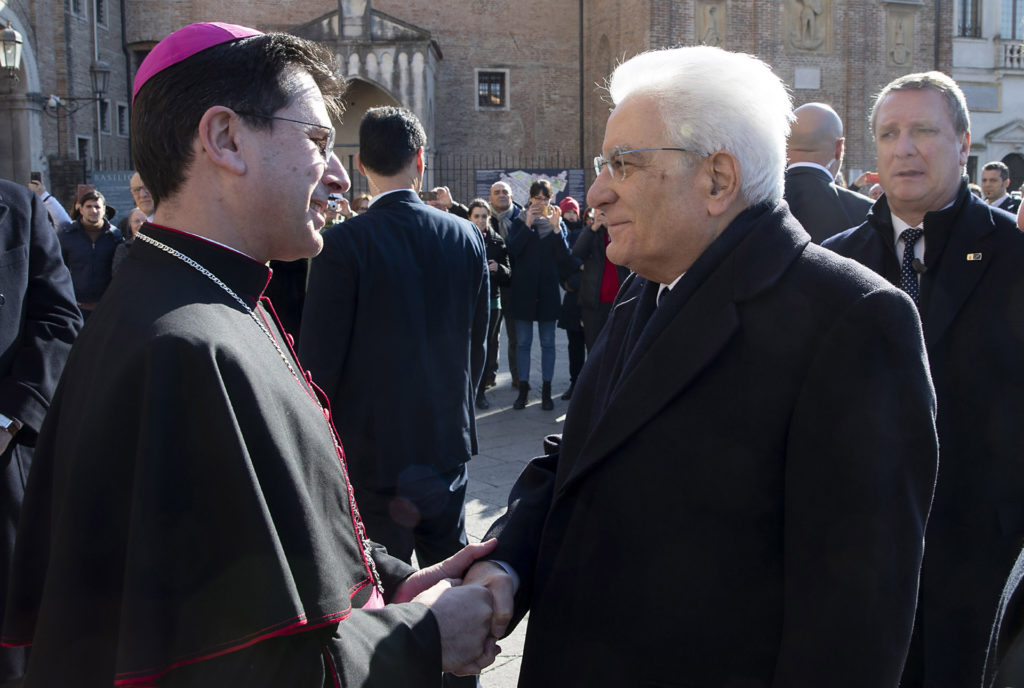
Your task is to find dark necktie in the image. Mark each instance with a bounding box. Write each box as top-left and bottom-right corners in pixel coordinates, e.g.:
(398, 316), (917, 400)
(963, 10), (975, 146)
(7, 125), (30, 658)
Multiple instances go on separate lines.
(898, 226), (924, 305)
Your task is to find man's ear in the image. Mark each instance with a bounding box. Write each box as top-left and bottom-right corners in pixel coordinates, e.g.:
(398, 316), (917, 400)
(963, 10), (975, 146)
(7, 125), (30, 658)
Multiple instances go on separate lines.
(356, 153), (366, 177)
(704, 151), (741, 216)
(196, 106), (247, 176)
(958, 130), (971, 168)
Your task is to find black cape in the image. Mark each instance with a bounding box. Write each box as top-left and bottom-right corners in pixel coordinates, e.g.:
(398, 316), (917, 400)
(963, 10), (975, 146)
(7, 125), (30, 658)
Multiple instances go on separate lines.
(2, 224), (438, 687)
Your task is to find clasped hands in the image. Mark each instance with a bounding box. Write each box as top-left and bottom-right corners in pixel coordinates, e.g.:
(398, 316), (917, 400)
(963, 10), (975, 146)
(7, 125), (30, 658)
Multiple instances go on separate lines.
(392, 538), (515, 675)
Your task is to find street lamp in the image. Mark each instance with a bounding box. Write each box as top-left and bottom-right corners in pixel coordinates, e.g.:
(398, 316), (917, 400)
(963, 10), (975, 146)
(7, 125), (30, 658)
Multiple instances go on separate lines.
(36, 60), (112, 157)
(0, 21), (23, 81)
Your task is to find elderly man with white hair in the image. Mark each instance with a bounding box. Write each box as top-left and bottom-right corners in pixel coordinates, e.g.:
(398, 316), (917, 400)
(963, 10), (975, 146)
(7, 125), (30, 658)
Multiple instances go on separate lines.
(463, 46), (939, 687)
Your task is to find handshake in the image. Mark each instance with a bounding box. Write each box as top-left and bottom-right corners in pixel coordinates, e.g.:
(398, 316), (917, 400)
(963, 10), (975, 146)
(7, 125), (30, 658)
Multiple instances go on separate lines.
(391, 539), (516, 675)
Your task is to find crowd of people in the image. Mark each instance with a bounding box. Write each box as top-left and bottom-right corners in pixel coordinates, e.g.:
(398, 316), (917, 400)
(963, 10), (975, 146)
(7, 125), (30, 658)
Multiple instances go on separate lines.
(1, 18), (1023, 688)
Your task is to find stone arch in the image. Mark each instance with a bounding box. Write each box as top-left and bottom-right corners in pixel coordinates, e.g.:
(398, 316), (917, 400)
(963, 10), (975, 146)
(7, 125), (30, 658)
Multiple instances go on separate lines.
(334, 77), (400, 158)
(1003, 152), (1024, 192)
(0, 9), (45, 181)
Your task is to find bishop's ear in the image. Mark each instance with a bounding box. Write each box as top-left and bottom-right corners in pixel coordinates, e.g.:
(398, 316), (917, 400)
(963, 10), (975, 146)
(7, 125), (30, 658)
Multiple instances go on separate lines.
(196, 106), (247, 176)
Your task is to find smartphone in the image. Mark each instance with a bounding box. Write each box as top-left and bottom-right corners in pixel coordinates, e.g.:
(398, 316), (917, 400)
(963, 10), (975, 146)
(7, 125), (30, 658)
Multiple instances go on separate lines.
(542, 204), (553, 218)
(30, 171), (41, 183)
(418, 191), (437, 202)
(865, 172), (880, 184)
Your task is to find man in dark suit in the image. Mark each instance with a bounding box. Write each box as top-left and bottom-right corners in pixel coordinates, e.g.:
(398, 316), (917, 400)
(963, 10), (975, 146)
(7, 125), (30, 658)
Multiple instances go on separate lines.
(300, 106), (488, 572)
(0, 179), (81, 684)
(463, 46), (938, 687)
(823, 71), (1024, 688)
(980, 160), (1021, 214)
(784, 102), (872, 243)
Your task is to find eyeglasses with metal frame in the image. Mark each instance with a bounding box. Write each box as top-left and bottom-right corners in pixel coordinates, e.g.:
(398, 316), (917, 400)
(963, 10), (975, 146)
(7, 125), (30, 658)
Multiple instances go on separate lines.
(593, 147), (691, 182)
(235, 111), (336, 161)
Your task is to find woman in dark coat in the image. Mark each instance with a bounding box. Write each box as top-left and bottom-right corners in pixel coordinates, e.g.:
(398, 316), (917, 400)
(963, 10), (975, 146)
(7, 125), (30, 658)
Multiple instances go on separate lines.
(506, 180), (576, 410)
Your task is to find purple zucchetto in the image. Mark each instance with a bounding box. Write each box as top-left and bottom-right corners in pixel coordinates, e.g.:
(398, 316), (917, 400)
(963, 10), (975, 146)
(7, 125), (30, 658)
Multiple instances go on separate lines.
(132, 22), (263, 102)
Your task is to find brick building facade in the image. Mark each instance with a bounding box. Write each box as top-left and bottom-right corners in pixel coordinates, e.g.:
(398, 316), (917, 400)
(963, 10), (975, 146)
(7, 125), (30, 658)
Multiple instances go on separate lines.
(0, 0), (953, 206)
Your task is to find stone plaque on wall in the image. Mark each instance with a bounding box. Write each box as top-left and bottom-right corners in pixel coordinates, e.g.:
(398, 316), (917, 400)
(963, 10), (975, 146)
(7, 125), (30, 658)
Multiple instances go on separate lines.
(886, 8), (915, 68)
(696, 0), (727, 47)
(786, 0), (832, 54)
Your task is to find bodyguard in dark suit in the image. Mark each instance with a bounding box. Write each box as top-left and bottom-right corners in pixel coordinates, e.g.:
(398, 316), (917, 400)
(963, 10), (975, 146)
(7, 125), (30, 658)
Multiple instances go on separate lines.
(299, 107), (489, 571)
(980, 160), (1021, 215)
(784, 102), (872, 243)
(0, 179), (81, 682)
(463, 46), (938, 687)
(823, 71), (1024, 688)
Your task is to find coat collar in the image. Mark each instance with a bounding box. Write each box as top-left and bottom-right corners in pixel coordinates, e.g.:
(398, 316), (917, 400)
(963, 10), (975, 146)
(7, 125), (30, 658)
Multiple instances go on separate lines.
(367, 188), (422, 210)
(866, 179), (998, 346)
(558, 202), (809, 496)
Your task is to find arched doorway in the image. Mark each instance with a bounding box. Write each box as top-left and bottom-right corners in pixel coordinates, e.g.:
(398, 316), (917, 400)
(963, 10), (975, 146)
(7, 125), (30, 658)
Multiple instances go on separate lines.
(334, 78), (400, 196)
(1002, 152), (1024, 193)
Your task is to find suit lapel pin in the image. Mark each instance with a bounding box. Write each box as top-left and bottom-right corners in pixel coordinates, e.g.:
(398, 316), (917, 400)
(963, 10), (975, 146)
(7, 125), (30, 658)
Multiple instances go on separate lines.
(966, 252), (983, 261)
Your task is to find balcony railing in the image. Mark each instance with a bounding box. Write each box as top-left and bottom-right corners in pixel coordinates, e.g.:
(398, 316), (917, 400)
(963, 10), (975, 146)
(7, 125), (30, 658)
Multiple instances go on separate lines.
(1000, 40), (1024, 69)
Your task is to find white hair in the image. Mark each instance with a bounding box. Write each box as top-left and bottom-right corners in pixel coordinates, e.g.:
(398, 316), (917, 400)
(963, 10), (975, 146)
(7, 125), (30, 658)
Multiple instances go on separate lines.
(608, 46), (794, 205)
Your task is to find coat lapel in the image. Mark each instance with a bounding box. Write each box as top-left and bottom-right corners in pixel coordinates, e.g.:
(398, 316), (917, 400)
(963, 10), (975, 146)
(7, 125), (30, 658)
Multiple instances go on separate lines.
(556, 204), (807, 497)
(921, 203), (996, 347)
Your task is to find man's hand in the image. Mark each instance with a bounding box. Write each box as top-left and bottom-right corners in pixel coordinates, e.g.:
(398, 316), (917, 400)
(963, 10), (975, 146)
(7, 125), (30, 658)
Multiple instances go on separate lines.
(0, 431), (11, 456)
(412, 579), (500, 674)
(488, 259), (498, 273)
(336, 197), (352, 219)
(392, 539), (498, 603)
(462, 560), (516, 639)
(28, 180), (46, 197)
(428, 186), (454, 211)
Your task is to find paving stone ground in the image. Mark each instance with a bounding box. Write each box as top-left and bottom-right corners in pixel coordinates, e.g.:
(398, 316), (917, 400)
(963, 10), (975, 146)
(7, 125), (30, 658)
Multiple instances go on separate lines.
(463, 327), (574, 687)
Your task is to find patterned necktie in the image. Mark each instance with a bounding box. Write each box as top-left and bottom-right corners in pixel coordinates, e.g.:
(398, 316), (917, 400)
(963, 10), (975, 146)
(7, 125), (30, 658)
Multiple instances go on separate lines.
(898, 226), (924, 305)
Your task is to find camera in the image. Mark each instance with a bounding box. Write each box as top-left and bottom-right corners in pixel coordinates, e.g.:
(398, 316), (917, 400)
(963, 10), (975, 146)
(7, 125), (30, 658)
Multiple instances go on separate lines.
(418, 190), (438, 202)
(327, 200), (338, 210)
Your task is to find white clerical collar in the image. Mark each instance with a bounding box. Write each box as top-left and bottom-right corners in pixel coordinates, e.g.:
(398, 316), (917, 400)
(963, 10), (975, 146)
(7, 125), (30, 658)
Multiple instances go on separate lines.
(786, 161), (834, 179)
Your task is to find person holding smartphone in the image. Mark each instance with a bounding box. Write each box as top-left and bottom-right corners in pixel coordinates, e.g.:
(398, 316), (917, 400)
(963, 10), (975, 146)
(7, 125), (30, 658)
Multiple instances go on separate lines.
(505, 180), (578, 410)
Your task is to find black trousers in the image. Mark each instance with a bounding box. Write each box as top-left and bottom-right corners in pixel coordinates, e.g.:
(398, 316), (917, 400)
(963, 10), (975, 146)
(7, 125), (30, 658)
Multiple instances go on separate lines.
(480, 307), (502, 393)
(354, 466), (478, 688)
(353, 464), (469, 568)
(566, 329), (585, 383)
(501, 308), (518, 381)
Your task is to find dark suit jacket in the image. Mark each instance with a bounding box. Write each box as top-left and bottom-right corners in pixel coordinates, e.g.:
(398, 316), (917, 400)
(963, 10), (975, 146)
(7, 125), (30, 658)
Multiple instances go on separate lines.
(299, 190), (489, 490)
(0, 180), (81, 681)
(488, 202), (938, 687)
(995, 194), (1021, 215)
(984, 547), (1024, 687)
(784, 165), (872, 243)
(824, 181), (1024, 688)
